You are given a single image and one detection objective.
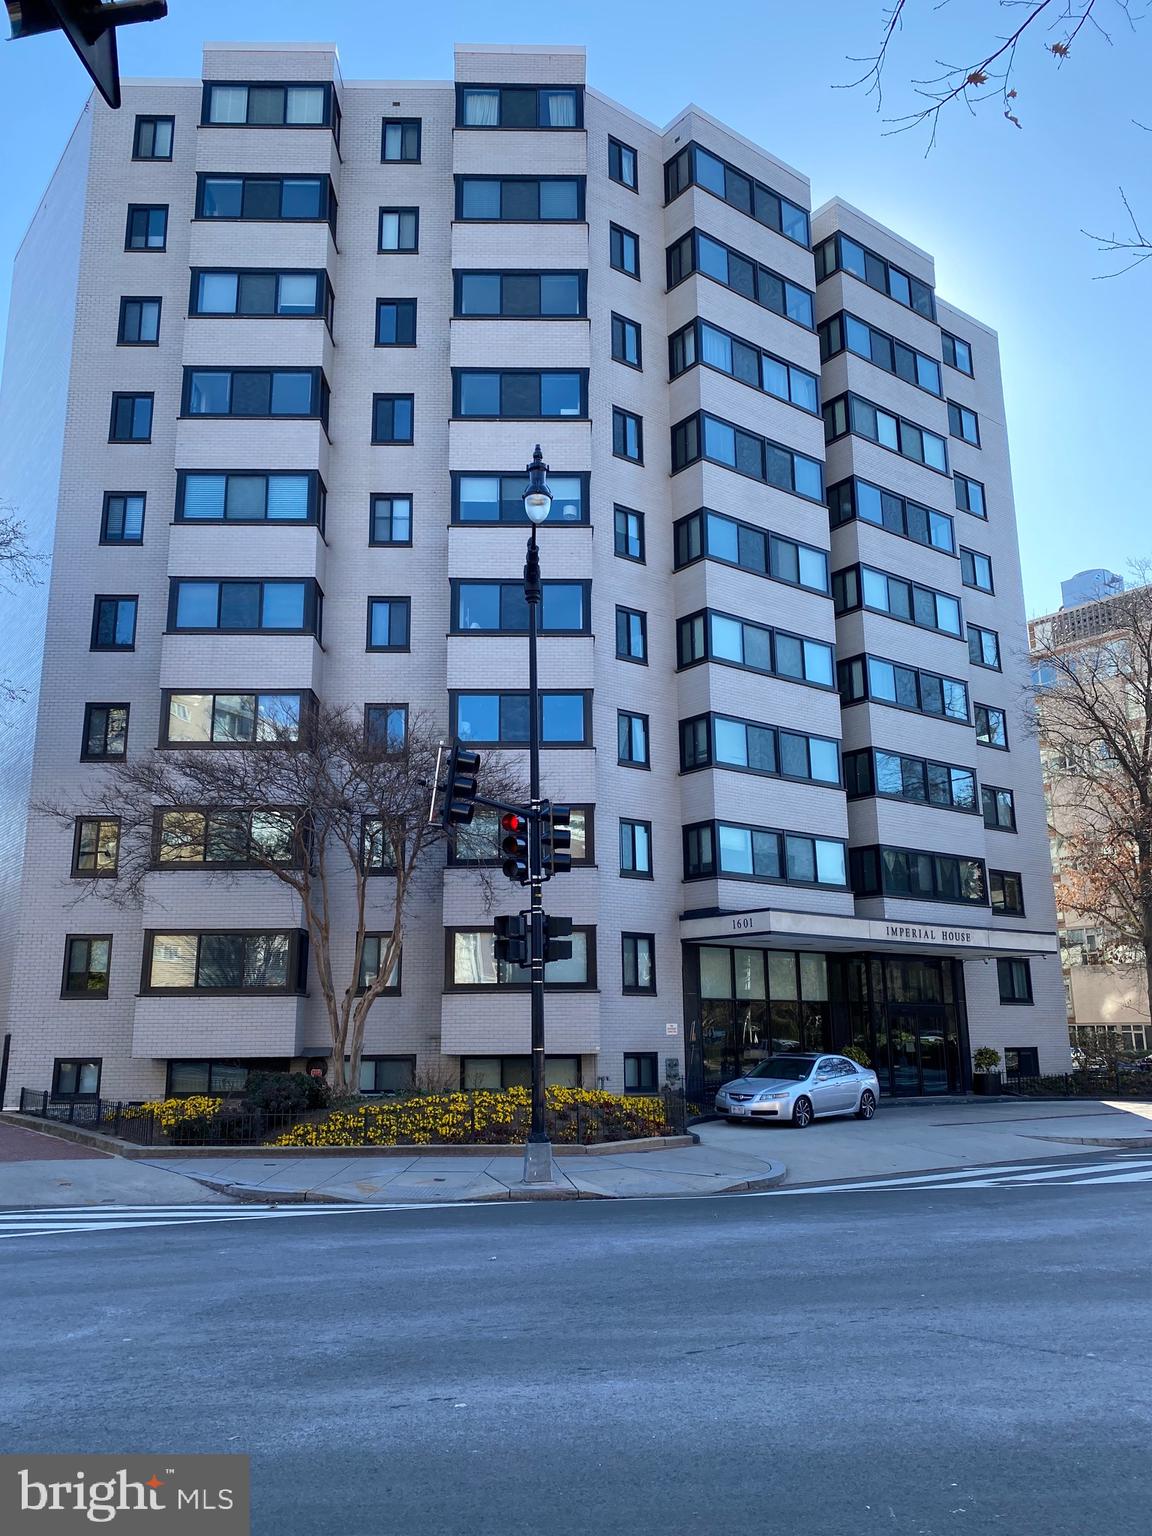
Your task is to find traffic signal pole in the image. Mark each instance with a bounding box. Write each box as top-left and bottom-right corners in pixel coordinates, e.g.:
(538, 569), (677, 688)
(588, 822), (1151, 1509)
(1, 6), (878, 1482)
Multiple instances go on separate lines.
(522, 524), (553, 1185)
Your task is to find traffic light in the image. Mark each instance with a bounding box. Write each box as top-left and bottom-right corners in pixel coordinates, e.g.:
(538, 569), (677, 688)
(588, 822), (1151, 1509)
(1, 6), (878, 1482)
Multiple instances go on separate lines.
(6, 1), (169, 111)
(493, 914), (529, 968)
(500, 811), (530, 884)
(437, 743), (481, 828)
(543, 914), (573, 964)
(542, 804), (573, 876)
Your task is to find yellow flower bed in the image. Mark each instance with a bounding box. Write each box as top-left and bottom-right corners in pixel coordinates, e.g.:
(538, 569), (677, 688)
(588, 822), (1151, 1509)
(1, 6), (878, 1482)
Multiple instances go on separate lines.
(119, 1096), (223, 1129)
(269, 1086), (671, 1148)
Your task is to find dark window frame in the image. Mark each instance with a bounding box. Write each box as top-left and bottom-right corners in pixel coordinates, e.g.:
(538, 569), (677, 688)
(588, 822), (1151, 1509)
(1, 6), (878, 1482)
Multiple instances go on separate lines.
(108, 393), (153, 443)
(454, 175), (586, 223)
(175, 469), (325, 529)
(369, 494), (413, 547)
(954, 473), (988, 520)
(623, 1051), (659, 1091)
(671, 409), (825, 504)
(683, 819), (849, 889)
(194, 173), (338, 234)
(617, 709), (651, 769)
(619, 818), (653, 879)
(71, 816), (120, 878)
(444, 925), (597, 992)
(61, 938), (112, 1001)
(90, 594), (138, 651)
(454, 84), (585, 131)
(100, 492), (146, 545)
(997, 957), (1034, 1004)
(677, 607), (837, 693)
(450, 578), (591, 637)
(450, 471), (590, 527)
(364, 703), (409, 754)
(621, 936), (656, 996)
(52, 1057), (103, 1097)
(448, 804), (595, 869)
(960, 547), (995, 594)
(151, 805), (301, 872)
(124, 203), (168, 251)
(610, 312), (643, 370)
(968, 623), (1002, 672)
(81, 702), (130, 762)
(375, 297), (418, 347)
(141, 928), (308, 997)
(188, 268), (334, 327)
(665, 227), (815, 329)
(948, 399), (981, 446)
(380, 117), (422, 162)
(663, 142), (810, 248)
(452, 369), (589, 422)
(818, 309), (942, 397)
(378, 206), (420, 252)
(613, 505), (644, 562)
(837, 652), (971, 726)
(942, 330), (974, 376)
(132, 115), (173, 160)
(828, 476), (956, 558)
(679, 711), (842, 789)
(117, 295), (162, 346)
(449, 689), (593, 749)
(200, 80), (340, 139)
(615, 604), (648, 664)
(366, 596), (412, 653)
(813, 231), (936, 320)
(158, 689), (316, 751)
(981, 784), (1017, 833)
(608, 136), (638, 190)
(669, 316), (820, 415)
(452, 269), (587, 320)
(181, 367), (329, 427)
(832, 561), (964, 640)
(166, 577), (322, 639)
(372, 393), (415, 444)
(823, 391), (949, 476)
(612, 405), (644, 462)
(842, 746), (979, 816)
(609, 222), (640, 278)
(990, 869), (1026, 916)
(673, 508), (830, 596)
(849, 844), (989, 907)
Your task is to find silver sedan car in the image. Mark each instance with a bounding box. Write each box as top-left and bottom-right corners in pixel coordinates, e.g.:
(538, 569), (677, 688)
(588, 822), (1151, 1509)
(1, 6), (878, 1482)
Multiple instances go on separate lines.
(715, 1052), (880, 1128)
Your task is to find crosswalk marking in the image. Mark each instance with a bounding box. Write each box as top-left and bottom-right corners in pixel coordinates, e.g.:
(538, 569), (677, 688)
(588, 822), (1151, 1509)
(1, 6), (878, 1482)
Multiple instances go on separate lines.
(0, 1201), (463, 1240)
(771, 1154), (1152, 1196)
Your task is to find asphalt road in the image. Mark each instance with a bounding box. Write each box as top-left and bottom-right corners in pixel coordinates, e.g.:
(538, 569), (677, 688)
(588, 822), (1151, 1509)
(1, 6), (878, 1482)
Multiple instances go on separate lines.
(2, 1181), (1150, 1536)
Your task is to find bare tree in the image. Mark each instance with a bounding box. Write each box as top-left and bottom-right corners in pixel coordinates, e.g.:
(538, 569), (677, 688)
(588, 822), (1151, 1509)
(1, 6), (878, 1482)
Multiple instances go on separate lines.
(0, 503), (45, 704)
(1028, 565), (1152, 1017)
(36, 705), (522, 1096)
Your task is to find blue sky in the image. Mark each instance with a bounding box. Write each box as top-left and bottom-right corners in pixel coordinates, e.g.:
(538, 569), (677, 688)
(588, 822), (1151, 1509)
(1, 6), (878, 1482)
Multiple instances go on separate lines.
(0, 0), (1148, 613)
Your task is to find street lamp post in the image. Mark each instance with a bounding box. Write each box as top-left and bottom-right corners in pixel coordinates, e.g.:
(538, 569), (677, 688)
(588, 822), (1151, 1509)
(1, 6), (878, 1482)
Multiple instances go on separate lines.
(521, 445), (554, 1185)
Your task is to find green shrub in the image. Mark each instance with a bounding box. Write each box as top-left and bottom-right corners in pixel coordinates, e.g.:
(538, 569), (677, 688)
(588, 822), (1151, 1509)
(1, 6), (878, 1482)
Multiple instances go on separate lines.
(973, 1047), (1002, 1072)
(242, 1071), (327, 1116)
(842, 1045), (871, 1067)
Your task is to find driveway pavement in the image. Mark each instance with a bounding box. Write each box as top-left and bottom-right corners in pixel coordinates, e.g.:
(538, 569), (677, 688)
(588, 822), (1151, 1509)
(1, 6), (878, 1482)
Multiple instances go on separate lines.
(0, 1119), (231, 1208)
(697, 1096), (1152, 1185)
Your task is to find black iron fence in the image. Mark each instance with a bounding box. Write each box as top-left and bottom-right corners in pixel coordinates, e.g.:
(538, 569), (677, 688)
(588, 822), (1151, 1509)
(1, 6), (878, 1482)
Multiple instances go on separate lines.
(1004, 1069), (1152, 1099)
(16, 1086), (688, 1148)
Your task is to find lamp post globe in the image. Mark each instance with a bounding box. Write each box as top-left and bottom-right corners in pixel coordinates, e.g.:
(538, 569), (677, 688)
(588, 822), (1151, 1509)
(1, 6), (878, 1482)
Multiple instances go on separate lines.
(522, 443), (553, 524)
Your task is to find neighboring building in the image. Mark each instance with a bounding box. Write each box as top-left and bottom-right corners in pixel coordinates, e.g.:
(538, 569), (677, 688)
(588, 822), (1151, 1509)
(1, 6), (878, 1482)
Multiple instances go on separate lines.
(1030, 580), (1152, 1061)
(0, 40), (1067, 1108)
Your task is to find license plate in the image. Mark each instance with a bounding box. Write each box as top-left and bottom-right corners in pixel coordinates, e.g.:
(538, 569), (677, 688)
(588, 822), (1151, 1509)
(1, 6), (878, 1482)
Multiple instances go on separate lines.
(730, 1105), (750, 1116)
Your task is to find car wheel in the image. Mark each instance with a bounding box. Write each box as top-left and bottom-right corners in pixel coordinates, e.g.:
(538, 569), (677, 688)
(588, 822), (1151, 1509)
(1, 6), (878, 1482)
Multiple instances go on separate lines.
(791, 1096), (813, 1129)
(856, 1090), (876, 1121)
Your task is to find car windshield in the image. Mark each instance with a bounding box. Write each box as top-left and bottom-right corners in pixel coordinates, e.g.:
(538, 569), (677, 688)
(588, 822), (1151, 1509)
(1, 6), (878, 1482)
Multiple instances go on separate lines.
(747, 1057), (816, 1081)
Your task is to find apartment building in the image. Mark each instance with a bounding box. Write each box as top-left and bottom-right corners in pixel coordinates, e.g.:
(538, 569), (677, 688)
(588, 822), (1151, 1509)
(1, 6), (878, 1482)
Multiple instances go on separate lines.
(0, 41), (1069, 1108)
(1030, 575), (1152, 1061)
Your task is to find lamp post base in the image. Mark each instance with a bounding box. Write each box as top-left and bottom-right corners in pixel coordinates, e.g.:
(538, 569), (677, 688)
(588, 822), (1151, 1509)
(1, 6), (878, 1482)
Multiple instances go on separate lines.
(521, 1138), (555, 1185)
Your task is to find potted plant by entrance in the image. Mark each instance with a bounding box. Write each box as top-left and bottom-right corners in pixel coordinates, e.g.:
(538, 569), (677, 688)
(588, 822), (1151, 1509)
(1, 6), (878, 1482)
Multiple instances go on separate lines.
(972, 1047), (1003, 1096)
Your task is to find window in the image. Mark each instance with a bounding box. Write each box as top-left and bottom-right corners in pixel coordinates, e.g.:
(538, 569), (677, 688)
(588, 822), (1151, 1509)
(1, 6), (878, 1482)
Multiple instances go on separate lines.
(975, 703), (1009, 749)
(679, 609), (836, 689)
(954, 473), (987, 519)
(671, 411), (824, 502)
(370, 495), (412, 546)
(72, 817), (120, 877)
(190, 269), (331, 321)
(155, 808), (296, 868)
(196, 174), (338, 232)
(614, 505), (644, 562)
(133, 115), (173, 159)
(101, 493), (145, 544)
(680, 713), (840, 786)
(827, 477), (954, 555)
(684, 821), (847, 887)
(379, 207), (419, 251)
(997, 957), (1033, 1004)
(109, 393), (152, 442)
(610, 223), (639, 277)
(90, 595), (137, 650)
(942, 330), (974, 375)
(375, 298), (417, 346)
(609, 136), (638, 189)
(611, 313), (642, 368)
(365, 704), (408, 753)
(457, 85), (582, 129)
(372, 394), (414, 443)
(448, 928), (595, 989)
(62, 938), (111, 1000)
(162, 690), (310, 747)
(367, 597), (411, 651)
(125, 204), (167, 250)
(818, 311), (942, 396)
(982, 785), (1016, 832)
(622, 935), (655, 994)
(674, 509), (830, 595)
(202, 81), (338, 135)
(118, 297), (161, 345)
(360, 1056), (415, 1094)
(1004, 1045), (1039, 1077)
(612, 407), (643, 461)
(813, 231), (935, 318)
(456, 176), (584, 221)
(462, 1056), (582, 1088)
(669, 318), (819, 413)
(143, 930), (305, 994)
(838, 653), (970, 723)
(182, 368), (328, 424)
(823, 393), (948, 473)
(615, 605), (647, 663)
(849, 846), (988, 905)
(176, 470), (324, 527)
(452, 580), (588, 634)
(381, 117), (420, 161)
(454, 270), (586, 318)
(361, 817), (397, 873)
(664, 142), (809, 244)
(82, 703), (129, 761)
(452, 472), (588, 526)
(167, 1059), (292, 1097)
(620, 819), (652, 877)
(53, 1058), (102, 1097)
(618, 711), (649, 767)
(452, 691), (591, 747)
(948, 401), (980, 445)
(960, 548), (994, 593)
(832, 564), (962, 638)
(451, 805), (593, 867)
(991, 870), (1026, 916)
(623, 1052), (659, 1091)
(666, 228), (814, 327)
(968, 624), (1001, 670)
(842, 748), (977, 813)
(168, 578), (321, 637)
(454, 370), (586, 420)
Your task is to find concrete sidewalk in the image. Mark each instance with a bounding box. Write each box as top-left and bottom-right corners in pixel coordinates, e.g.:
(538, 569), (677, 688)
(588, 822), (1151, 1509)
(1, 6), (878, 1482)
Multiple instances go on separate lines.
(0, 1119), (232, 1208)
(698, 1096), (1152, 1186)
(145, 1142), (789, 1203)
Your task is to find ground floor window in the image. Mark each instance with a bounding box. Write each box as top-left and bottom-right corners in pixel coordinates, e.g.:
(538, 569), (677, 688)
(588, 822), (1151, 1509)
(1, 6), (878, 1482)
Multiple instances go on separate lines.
(1004, 1046), (1039, 1077)
(359, 1056), (415, 1095)
(166, 1058), (290, 1097)
(52, 1058), (101, 1098)
(624, 1053), (659, 1093)
(460, 1055), (581, 1090)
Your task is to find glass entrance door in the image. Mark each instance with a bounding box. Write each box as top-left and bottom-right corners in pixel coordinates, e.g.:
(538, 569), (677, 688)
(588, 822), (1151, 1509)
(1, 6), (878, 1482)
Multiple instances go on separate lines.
(886, 1005), (954, 1095)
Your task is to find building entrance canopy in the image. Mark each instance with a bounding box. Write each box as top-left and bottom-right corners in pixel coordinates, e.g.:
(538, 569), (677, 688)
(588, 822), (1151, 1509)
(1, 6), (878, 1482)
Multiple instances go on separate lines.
(681, 906), (1059, 960)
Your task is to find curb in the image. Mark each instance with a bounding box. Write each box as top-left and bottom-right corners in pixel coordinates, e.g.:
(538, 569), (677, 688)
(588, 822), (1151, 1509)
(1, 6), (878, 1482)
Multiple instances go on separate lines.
(1027, 1134), (1152, 1149)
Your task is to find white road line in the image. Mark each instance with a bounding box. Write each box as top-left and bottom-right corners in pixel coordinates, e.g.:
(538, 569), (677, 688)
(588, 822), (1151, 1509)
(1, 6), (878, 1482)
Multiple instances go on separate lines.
(771, 1162), (1091, 1194)
(770, 1157), (1152, 1195)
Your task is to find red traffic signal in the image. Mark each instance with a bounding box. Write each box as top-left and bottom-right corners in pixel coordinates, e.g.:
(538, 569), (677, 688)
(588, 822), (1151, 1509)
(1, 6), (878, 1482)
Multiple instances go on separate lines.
(500, 811), (530, 883)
